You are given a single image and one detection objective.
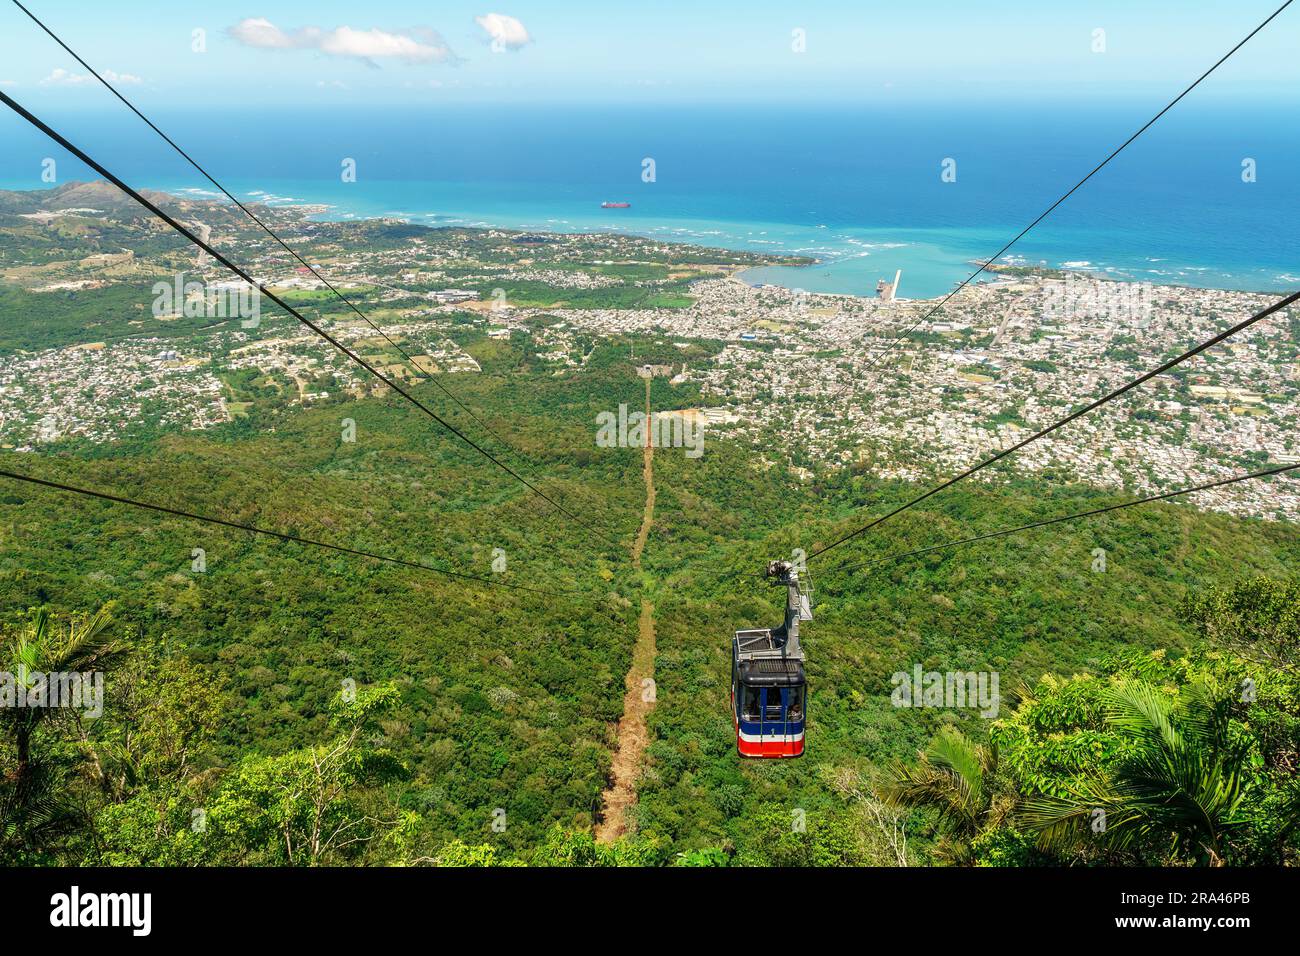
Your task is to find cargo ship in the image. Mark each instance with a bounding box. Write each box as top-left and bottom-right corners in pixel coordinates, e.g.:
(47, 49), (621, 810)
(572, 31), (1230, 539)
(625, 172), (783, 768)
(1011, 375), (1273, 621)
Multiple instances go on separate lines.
(600, 201), (631, 209)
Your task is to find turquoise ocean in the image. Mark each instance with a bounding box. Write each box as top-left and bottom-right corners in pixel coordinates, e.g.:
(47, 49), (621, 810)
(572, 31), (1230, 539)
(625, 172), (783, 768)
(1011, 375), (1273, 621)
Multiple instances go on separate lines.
(1, 102), (1296, 298)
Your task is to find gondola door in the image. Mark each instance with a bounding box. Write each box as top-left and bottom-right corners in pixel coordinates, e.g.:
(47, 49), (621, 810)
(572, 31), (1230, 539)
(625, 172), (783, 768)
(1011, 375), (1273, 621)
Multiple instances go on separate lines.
(759, 686), (783, 751)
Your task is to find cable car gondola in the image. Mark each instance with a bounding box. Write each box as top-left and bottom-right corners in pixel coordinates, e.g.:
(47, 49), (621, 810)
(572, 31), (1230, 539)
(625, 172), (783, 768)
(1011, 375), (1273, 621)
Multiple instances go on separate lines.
(731, 560), (811, 758)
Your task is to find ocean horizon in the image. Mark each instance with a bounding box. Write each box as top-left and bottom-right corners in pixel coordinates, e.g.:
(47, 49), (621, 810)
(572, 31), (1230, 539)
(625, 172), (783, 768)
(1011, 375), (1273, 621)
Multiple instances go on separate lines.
(2, 102), (1295, 298)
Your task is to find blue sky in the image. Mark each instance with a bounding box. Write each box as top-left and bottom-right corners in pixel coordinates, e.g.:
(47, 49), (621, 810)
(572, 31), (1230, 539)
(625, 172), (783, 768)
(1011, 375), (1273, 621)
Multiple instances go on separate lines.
(0, 1), (1296, 107)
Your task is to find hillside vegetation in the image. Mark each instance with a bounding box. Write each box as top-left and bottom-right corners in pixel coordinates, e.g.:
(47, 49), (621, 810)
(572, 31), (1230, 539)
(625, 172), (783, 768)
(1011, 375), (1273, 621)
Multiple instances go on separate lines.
(2, 342), (1297, 865)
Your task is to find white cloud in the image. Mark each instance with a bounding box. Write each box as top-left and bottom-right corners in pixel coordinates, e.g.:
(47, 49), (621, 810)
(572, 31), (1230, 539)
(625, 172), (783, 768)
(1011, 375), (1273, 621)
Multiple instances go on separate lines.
(102, 69), (143, 85)
(320, 27), (440, 61)
(227, 18), (453, 64)
(40, 67), (142, 87)
(227, 17), (308, 49)
(475, 13), (531, 51)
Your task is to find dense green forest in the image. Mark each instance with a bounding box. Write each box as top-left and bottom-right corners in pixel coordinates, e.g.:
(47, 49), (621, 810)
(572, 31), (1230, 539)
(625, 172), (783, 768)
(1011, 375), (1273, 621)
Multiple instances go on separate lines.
(1, 332), (1297, 866)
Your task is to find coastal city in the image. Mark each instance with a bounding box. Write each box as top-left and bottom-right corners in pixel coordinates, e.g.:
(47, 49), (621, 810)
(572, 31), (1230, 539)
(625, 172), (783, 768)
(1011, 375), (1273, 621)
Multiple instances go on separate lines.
(1, 184), (1296, 521)
(553, 273), (1299, 520)
(2, 0), (1299, 889)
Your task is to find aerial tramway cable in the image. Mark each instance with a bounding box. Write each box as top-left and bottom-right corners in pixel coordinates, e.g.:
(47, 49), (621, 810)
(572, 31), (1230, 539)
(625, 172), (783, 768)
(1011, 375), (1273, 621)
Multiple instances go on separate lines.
(806, 289), (1300, 561)
(0, 467), (582, 598)
(0, 89), (620, 550)
(700, 285), (1300, 589)
(6, 0), (603, 533)
(839, 0), (1295, 400)
(827, 462), (1300, 575)
(692, 0), (1299, 581)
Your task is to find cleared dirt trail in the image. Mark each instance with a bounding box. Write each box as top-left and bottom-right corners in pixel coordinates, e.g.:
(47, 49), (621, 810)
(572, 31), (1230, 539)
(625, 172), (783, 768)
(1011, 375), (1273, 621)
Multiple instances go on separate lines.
(596, 378), (657, 843)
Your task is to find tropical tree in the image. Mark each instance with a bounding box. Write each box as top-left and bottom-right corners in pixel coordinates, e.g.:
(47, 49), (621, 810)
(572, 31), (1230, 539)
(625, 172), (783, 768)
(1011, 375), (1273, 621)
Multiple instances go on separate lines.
(195, 683), (417, 865)
(882, 727), (1015, 864)
(427, 839), (519, 867)
(0, 605), (123, 786)
(0, 605), (124, 862)
(736, 804), (864, 866)
(1019, 679), (1249, 865)
(1180, 576), (1300, 667)
(77, 636), (225, 802)
(823, 765), (911, 866)
(88, 681), (418, 866)
(0, 757), (84, 864)
(674, 846), (729, 867)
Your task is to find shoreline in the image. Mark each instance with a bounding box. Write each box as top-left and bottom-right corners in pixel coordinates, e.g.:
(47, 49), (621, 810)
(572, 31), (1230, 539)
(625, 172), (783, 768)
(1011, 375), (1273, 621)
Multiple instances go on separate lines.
(156, 187), (1300, 298)
(3, 179), (1289, 300)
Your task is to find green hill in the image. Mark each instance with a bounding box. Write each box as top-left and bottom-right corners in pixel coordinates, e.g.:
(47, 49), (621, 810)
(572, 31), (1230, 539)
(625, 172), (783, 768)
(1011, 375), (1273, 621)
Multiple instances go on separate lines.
(2, 349), (1296, 865)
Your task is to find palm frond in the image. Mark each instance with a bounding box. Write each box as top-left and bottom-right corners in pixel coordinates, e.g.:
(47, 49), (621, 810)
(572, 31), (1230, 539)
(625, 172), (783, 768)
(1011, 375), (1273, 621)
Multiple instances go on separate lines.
(48, 606), (123, 673)
(1176, 681), (1231, 747)
(882, 730), (995, 839)
(928, 728), (985, 801)
(1102, 680), (1181, 752)
(1020, 677), (1251, 864)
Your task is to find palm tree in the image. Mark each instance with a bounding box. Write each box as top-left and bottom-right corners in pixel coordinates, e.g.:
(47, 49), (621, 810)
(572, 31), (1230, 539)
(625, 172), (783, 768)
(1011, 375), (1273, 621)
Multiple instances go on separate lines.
(0, 757), (84, 864)
(882, 727), (1013, 863)
(1, 605), (122, 787)
(1020, 680), (1248, 865)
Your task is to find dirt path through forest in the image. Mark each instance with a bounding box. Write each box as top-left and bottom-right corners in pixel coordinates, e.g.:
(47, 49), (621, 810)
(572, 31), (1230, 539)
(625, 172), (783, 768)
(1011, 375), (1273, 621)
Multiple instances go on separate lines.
(596, 378), (657, 843)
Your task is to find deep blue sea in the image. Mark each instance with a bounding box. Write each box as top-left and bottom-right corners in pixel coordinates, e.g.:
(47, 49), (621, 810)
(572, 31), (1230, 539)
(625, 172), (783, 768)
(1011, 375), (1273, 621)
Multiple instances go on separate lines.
(1, 102), (1296, 298)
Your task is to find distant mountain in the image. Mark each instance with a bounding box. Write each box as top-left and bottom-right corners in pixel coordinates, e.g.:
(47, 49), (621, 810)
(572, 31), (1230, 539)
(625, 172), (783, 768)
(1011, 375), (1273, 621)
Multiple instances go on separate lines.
(0, 180), (173, 213)
(0, 180), (288, 228)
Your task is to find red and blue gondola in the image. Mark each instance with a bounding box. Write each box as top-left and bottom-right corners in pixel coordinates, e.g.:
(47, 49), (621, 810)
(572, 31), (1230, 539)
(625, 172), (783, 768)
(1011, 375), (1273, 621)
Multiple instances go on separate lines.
(732, 629), (806, 758)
